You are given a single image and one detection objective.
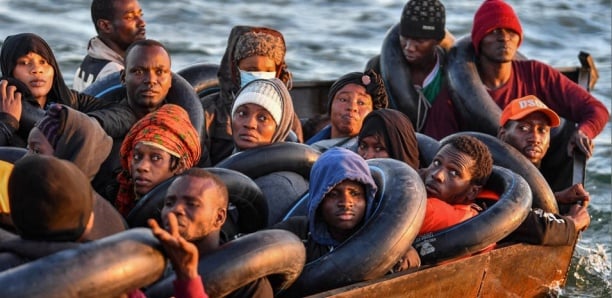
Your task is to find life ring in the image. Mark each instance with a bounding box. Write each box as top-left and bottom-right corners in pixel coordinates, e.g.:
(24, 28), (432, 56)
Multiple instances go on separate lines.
(145, 229), (306, 298)
(126, 168), (268, 237)
(413, 165), (532, 264)
(216, 142), (321, 181)
(0, 228), (166, 297)
(282, 158), (427, 296)
(0, 147), (26, 163)
(446, 132), (558, 213)
(416, 132), (439, 167)
(380, 23), (420, 126)
(176, 63), (220, 97)
(81, 72), (204, 137)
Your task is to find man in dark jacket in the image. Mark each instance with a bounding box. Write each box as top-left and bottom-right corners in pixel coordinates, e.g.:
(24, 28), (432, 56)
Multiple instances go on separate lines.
(89, 39), (174, 202)
(498, 95), (590, 245)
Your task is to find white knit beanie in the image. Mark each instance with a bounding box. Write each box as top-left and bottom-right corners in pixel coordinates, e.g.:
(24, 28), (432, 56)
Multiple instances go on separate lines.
(232, 79), (283, 125)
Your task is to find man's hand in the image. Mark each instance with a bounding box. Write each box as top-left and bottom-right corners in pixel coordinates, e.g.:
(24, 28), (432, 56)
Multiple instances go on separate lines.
(148, 214), (199, 280)
(567, 129), (593, 158)
(393, 246), (421, 272)
(0, 80), (23, 122)
(566, 203), (590, 232)
(554, 183), (590, 205)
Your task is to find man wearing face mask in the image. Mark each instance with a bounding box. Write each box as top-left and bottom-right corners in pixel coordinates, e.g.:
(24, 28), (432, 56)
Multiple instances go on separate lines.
(199, 26), (303, 166)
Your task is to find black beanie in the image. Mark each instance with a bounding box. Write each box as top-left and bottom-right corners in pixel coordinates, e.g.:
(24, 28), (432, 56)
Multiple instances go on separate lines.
(400, 0), (446, 41)
(327, 69), (388, 113)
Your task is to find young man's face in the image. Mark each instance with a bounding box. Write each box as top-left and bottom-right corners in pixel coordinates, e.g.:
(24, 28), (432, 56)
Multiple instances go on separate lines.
(423, 144), (478, 205)
(399, 36), (438, 64)
(498, 112), (551, 167)
(161, 175), (226, 241)
(123, 45), (172, 115)
(320, 180), (367, 238)
(107, 0), (146, 50)
(478, 28), (520, 63)
(329, 84), (373, 139)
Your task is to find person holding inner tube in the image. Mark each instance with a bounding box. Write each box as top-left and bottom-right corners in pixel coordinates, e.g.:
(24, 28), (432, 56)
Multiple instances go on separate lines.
(306, 70), (388, 153)
(154, 167), (273, 297)
(0, 33), (116, 147)
(200, 26), (303, 167)
(73, 0), (147, 91)
(497, 96), (591, 245)
(390, 0), (461, 139)
(115, 104), (201, 217)
(227, 78), (308, 225)
(453, 0), (609, 190)
(3, 154), (208, 297)
(272, 147), (378, 263)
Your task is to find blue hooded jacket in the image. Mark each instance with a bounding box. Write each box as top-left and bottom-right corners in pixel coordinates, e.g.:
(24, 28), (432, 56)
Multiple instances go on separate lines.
(307, 147), (378, 247)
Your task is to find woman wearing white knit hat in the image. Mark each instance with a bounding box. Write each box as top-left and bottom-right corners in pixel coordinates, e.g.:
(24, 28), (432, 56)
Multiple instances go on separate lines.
(230, 78), (295, 151)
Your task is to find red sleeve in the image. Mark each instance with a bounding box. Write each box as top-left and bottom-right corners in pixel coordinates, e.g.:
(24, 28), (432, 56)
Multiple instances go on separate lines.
(419, 198), (478, 235)
(173, 276), (209, 298)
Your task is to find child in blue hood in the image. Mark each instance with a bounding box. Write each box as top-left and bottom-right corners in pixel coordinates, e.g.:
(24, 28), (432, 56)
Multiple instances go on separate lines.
(273, 147), (377, 262)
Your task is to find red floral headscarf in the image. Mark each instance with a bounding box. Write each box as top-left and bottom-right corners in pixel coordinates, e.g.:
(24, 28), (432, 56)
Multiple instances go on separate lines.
(115, 104), (201, 216)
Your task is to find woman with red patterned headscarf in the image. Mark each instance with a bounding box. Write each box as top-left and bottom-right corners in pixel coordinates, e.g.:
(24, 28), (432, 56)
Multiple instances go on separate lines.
(115, 104), (201, 216)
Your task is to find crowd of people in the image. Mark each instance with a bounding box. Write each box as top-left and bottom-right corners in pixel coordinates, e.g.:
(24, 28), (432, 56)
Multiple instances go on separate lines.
(0, 0), (608, 297)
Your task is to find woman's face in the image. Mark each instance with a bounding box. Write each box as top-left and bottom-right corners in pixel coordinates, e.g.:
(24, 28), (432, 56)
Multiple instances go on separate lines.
(232, 103), (277, 150)
(12, 52), (54, 104)
(130, 142), (178, 197)
(358, 135), (389, 160)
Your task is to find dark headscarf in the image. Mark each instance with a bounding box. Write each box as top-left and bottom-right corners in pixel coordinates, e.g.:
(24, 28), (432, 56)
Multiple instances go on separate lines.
(359, 109), (419, 169)
(327, 69), (388, 113)
(0, 33), (73, 107)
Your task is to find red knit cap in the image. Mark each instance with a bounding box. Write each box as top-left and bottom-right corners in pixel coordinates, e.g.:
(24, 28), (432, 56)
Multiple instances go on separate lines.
(471, 0), (523, 55)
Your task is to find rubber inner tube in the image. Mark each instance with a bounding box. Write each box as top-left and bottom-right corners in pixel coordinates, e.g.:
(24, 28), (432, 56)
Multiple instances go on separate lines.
(126, 168), (268, 237)
(413, 166), (532, 264)
(216, 142), (321, 181)
(282, 158), (427, 296)
(0, 228), (166, 298)
(82, 72), (204, 137)
(176, 63), (220, 97)
(0, 147), (27, 163)
(145, 229), (306, 298)
(446, 132), (558, 213)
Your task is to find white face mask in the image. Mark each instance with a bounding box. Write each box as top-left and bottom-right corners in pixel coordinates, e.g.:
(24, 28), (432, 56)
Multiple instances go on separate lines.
(239, 70), (276, 87)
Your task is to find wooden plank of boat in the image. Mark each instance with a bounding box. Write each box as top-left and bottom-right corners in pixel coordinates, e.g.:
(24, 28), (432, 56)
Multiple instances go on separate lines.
(306, 242), (576, 297)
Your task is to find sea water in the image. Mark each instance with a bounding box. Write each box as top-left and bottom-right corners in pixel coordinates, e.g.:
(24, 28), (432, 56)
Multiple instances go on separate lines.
(0, 0), (610, 296)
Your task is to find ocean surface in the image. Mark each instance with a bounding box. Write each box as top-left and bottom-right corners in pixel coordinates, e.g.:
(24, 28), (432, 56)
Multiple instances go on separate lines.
(0, 0), (610, 296)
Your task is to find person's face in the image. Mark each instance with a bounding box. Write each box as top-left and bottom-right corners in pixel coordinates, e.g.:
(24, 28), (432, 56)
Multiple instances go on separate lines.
(320, 180), (367, 240)
(130, 142), (178, 197)
(26, 127), (55, 156)
(161, 176), (226, 241)
(108, 0), (146, 50)
(478, 28), (520, 63)
(498, 112), (551, 167)
(12, 52), (54, 103)
(122, 45), (172, 115)
(329, 84), (373, 138)
(237, 55), (277, 73)
(232, 103), (277, 150)
(399, 36), (438, 64)
(423, 144), (478, 205)
(358, 135), (389, 160)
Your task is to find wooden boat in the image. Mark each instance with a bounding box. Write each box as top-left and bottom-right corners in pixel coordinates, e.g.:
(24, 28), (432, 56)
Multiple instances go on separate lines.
(282, 52), (597, 297)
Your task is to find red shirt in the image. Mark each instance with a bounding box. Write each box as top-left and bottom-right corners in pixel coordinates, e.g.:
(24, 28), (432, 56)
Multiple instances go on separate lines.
(418, 198), (479, 235)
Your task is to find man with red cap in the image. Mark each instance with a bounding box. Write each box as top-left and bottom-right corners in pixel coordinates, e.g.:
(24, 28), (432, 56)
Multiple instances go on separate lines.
(497, 95), (591, 245)
(468, 0), (609, 191)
